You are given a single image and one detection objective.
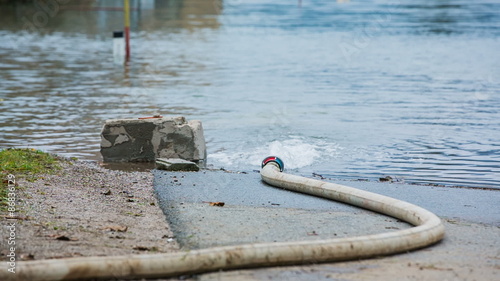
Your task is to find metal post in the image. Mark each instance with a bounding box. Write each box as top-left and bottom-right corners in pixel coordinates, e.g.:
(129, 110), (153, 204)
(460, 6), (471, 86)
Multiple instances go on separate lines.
(124, 0), (131, 60)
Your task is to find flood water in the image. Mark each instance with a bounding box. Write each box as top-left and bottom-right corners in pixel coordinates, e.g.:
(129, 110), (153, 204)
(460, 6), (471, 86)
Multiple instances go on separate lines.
(1, 0), (499, 188)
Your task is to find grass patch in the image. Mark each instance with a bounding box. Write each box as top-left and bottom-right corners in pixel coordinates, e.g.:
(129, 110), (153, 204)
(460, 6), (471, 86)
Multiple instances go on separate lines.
(1, 148), (61, 212)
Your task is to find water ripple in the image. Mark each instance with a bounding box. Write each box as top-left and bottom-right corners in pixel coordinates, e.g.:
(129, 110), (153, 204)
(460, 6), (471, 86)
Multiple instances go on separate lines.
(1, 0), (499, 188)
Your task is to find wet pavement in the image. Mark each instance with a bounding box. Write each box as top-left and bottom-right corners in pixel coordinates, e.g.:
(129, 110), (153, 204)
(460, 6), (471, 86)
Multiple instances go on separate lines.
(153, 169), (500, 280)
(154, 170), (499, 231)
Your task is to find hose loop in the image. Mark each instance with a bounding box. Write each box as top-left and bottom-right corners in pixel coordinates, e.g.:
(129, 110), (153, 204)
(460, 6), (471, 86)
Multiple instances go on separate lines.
(1, 156), (444, 281)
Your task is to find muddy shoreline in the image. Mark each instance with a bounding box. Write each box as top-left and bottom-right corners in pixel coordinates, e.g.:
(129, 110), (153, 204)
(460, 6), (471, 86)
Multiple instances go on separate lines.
(1, 159), (181, 280)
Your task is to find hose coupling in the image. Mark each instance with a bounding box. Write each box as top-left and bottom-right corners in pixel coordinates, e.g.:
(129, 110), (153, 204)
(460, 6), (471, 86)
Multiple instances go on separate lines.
(261, 156), (284, 172)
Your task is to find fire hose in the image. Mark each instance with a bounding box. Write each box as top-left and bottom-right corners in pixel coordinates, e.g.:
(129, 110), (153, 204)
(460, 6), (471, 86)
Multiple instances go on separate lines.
(3, 156), (444, 281)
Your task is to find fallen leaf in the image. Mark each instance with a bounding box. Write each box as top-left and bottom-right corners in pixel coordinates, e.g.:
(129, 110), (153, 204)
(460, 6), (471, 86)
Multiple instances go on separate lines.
(307, 231), (318, 236)
(49, 235), (78, 241)
(102, 225), (128, 232)
(385, 226), (400, 230)
(379, 176), (393, 182)
(20, 254), (35, 260)
(208, 202), (225, 207)
(312, 172), (326, 179)
(3, 215), (32, 220)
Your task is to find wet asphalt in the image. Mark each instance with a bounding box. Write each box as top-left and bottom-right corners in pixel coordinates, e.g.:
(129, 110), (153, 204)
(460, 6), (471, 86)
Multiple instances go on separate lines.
(153, 169), (499, 250)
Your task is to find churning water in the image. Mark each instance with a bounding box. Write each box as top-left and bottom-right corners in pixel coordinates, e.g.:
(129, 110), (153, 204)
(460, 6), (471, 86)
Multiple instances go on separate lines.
(0, 0), (499, 188)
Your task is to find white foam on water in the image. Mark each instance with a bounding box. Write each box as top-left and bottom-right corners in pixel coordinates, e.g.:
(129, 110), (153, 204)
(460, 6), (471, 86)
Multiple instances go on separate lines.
(209, 136), (342, 170)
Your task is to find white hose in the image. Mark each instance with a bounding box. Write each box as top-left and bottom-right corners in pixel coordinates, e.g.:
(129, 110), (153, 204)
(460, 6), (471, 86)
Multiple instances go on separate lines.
(3, 161), (444, 281)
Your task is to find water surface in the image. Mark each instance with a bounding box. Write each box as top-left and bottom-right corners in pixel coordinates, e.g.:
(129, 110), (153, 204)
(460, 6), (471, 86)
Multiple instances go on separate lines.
(0, 0), (499, 188)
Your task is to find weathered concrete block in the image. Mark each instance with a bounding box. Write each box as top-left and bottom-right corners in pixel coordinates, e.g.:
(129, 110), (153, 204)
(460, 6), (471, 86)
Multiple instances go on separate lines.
(156, 158), (200, 171)
(100, 116), (206, 162)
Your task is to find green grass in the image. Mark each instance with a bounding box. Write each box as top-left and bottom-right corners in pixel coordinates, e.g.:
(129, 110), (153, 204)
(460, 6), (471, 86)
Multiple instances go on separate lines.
(1, 148), (61, 212)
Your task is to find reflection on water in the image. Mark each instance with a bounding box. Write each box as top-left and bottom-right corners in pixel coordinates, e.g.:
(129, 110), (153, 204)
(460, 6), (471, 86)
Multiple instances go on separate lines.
(0, 0), (222, 33)
(0, 0), (499, 188)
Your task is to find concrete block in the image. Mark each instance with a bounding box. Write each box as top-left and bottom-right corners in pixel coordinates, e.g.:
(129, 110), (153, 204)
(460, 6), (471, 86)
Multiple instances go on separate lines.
(100, 116), (206, 162)
(156, 158), (199, 171)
